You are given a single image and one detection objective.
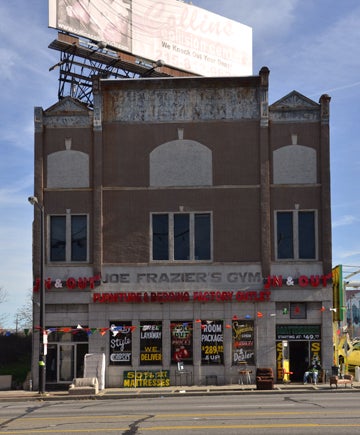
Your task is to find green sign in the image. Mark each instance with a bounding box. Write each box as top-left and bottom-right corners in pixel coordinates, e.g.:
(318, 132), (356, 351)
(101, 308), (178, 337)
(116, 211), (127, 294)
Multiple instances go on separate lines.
(276, 324), (321, 340)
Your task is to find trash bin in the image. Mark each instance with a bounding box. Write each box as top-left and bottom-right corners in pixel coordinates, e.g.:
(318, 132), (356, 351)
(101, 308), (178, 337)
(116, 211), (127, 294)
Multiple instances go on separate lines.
(331, 365), (340, 376)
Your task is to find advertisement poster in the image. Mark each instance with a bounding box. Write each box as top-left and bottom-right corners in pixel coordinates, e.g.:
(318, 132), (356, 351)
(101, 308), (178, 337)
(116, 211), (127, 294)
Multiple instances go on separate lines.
(109, 321), (132, 365)
(171, 321), (193, 364)
(201, 320), (224, 364)
(140, 321), (162, 365)
(232, 320), (255, 365)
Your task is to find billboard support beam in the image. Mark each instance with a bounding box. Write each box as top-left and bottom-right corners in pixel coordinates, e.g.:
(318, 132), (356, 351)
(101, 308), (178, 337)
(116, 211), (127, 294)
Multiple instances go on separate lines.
(48, 33), (193, 106)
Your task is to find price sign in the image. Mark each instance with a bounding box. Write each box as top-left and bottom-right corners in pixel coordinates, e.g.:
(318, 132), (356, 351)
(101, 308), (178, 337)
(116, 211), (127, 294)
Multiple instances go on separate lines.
(201, 321), (224, 364)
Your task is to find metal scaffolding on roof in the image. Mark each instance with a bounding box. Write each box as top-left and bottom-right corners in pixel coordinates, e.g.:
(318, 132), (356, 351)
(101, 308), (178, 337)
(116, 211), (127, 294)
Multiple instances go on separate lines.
(48, 32), (195, 107)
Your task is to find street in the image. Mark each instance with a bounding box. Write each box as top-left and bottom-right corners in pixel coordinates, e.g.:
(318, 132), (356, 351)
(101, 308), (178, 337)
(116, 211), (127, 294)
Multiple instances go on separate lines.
(0, 391), (359, 434)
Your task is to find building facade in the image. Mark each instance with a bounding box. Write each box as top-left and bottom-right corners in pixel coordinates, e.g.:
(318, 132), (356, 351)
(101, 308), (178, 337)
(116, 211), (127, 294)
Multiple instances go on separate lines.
(30, 67), (333, 389)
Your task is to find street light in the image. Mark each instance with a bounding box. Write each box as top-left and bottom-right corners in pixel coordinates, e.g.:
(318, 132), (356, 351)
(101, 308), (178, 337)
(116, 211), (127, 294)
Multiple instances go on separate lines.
(28, 195), (46, 394)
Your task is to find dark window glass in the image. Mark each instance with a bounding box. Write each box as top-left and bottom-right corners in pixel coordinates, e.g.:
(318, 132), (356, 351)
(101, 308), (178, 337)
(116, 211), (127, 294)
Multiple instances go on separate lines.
(170, 321), (193, 364)
(174, 214), (190, 260)
(48, 328), (89, 343)
(290, 303), (307, 319)
(50, 216), (66, 261)
(71, 215), (87, 261)
(109, 321), (132, 365)
(195, 213), (211, 260)
(140, 321), (162, 366)
(152, 214), (169, 260)
(277, 212), (293, 259)
(299, 211), (315, 259)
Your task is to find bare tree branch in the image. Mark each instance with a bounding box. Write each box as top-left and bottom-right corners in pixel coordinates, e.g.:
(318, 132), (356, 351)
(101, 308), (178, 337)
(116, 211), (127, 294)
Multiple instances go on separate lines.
(15, 289), (33, 330)
(0, 287), (8, 328)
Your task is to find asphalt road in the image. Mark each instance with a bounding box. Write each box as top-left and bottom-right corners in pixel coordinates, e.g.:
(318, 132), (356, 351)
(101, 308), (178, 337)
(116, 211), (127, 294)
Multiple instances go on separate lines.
(0, 391), (359, 434)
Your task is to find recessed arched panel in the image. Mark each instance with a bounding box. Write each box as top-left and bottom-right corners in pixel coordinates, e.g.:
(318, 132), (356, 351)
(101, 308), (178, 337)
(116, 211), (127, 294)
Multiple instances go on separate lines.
(273, 145), (316, 184)
(150, 140), (212, 187)
(47, 150), (89, 188)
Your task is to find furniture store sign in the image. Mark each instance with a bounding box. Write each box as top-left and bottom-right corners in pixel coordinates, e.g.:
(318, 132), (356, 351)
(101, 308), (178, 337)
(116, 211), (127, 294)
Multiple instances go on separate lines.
(93, 289), (272, 304)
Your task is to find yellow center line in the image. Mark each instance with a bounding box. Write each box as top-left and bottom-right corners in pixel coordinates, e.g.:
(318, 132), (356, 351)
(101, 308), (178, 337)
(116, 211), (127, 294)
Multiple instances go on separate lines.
(0, 408), (358, 423)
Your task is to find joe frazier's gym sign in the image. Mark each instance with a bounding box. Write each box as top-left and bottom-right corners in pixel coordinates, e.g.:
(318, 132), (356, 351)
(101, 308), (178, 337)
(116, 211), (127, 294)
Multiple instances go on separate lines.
(93, 290), (272, 304)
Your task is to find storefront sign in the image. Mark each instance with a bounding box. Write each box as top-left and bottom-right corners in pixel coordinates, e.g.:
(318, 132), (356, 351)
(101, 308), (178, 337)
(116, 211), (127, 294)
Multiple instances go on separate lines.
(201, 321), (224, 364)
(109, 322), (132, 365)
(232, 320), (255, 365)
(264, 273), (332, 289)
(93, 290), (271, 304)
(276, 325), (321, 340)
(33, 274), (101, 292)
(140, 321), (162, 365)
(171, 322), (193, 363)
(102, 271), (262, 285)
(123, 370), (170, 388)
(34, 271), (331, 292)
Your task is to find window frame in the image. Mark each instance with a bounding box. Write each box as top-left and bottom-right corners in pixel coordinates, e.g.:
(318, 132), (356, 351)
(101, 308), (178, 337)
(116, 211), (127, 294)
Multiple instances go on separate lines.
(275, 209), (317, 261)
(290, 302), (307, 319)
(48, 213), (89, 263)
(151, 212), (212, 262)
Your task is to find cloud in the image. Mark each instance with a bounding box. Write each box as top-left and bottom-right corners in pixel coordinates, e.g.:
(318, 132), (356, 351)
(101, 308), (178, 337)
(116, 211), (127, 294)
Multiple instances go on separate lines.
(0, 178), (34, 206)
(334, 249), (360, 262)
(198, 0), (298, 36)
(275, 5), (360, 94)
(332, 215), (359, 228)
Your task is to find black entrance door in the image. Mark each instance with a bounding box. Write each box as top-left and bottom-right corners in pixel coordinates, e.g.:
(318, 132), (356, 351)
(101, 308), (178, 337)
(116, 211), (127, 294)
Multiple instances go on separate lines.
(289, 341), (309, 382)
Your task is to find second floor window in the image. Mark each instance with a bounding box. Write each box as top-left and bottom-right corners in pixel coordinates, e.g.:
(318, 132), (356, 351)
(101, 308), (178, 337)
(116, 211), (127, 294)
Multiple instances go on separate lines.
(152, 212), (211, 261)
(276, 210), (316, 260)
(50, 214), (88, 262)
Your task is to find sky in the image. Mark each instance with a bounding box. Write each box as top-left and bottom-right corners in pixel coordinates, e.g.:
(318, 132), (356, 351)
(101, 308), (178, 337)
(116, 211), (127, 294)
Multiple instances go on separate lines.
(1, 0), (360, 328)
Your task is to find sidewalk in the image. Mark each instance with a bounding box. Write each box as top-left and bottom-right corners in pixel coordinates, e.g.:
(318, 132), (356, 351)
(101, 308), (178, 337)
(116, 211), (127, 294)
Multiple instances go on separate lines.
(0, 381), (359, 402)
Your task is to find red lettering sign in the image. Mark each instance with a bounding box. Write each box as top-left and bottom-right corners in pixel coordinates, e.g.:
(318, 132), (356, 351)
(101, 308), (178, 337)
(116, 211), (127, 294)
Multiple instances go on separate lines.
(92, 290), (271, 304)
(33, 274), (101, 292)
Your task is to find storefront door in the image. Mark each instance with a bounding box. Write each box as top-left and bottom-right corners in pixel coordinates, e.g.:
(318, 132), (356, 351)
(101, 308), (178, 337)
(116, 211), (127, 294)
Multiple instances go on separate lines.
(289, 341), (308, 382)
(46, 343), (88, 385)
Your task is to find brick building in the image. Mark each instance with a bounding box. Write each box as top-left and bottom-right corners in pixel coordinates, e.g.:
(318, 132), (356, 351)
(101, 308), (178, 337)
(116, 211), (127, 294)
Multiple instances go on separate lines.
(30, 66), (333, 389)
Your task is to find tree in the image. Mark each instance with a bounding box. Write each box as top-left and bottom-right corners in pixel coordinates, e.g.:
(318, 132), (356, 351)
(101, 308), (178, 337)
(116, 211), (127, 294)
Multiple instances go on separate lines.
(15, 289), (33, 331)
(0, 287), (8, 328)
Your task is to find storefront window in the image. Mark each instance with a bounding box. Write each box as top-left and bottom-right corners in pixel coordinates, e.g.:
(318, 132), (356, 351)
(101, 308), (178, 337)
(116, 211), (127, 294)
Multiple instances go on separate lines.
(232, 320), (255, 365)
(140, 321), (162, 365)
(171, 321), (193, 364)
(201, 320), (224, 364)
(109, 321), (132, 365)
(47, 328), (89, 343)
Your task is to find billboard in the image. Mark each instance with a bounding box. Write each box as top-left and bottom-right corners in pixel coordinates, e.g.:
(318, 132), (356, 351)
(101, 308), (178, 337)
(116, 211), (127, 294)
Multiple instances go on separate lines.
(49, 0), (252, 77)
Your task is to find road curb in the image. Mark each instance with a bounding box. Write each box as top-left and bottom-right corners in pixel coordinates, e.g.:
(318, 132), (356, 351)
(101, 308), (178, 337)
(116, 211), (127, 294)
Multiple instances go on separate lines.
(0, 384), (359, 402)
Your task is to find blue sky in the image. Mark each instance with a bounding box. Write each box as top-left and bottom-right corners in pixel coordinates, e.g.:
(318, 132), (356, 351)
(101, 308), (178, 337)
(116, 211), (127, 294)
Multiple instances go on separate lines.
(1, 0), (360, 328)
